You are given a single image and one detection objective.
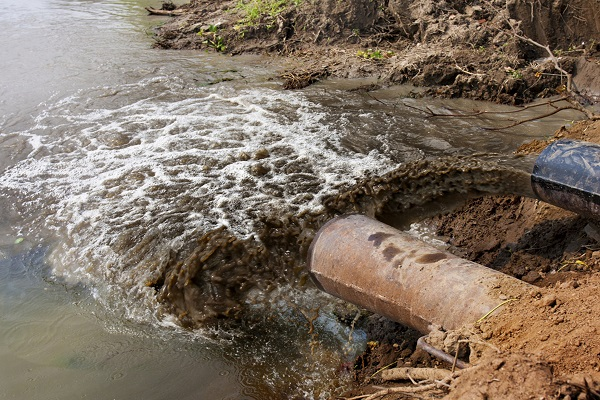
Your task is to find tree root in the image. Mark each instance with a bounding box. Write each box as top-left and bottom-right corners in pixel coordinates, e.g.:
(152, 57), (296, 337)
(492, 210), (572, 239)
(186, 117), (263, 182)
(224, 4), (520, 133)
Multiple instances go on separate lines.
(281, 67), (329, 89)
(381, 367), (452, 382)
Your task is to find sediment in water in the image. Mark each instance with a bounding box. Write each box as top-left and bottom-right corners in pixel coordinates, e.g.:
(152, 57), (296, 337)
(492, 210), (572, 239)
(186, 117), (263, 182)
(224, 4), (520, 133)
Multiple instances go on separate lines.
(156, 156), (535, 328)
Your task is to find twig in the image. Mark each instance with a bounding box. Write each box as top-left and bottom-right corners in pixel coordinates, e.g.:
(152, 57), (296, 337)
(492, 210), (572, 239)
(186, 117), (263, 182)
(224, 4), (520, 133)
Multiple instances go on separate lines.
(454, 63), (486, 77)
(507, 21), (573, 92)
(365, 92), (388, 107)
(403, 97), (568, 118)
(417, 335), (470, 369)
(477, 298), (517, 323)
(483, 106), (574, 130)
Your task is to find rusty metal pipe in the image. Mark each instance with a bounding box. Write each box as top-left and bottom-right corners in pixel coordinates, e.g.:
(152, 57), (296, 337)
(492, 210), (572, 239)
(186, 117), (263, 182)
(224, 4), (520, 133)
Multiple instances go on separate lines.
(307, 214), (533, 333)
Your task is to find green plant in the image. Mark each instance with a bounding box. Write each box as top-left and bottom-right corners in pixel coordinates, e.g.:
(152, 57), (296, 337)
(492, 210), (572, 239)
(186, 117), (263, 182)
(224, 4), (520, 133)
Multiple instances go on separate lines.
(504, 67), (523, 79)
(357, 49), (394, 60)
(198, 24), (227, 52)
(235, 0), (302, 27)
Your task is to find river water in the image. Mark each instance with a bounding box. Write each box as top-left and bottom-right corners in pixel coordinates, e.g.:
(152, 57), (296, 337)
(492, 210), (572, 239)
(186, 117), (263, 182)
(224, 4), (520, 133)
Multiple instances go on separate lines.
(0, 0), (581, 398)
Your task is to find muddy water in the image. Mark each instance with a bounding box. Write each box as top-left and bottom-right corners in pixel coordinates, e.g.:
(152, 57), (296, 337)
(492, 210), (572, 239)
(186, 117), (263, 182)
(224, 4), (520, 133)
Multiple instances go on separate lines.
(0, 0), (582, 398)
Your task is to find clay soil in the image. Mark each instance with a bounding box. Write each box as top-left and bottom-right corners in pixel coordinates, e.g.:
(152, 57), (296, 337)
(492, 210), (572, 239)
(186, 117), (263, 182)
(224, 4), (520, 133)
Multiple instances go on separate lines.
(149, 0), (600, 398)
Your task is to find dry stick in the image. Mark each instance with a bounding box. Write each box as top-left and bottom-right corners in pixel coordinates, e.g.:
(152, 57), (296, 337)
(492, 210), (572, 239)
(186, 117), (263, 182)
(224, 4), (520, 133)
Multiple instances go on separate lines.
(406, 100), (586, 130)
(363, 378), (452, 400)
(508, 21), (573, 92)
(483, 106), (574, 130)
(403, 97), (568, 118)
(505, 20), (600, 121)
(381, 367), (452, 382)
(564, 96), (600, 121)
(417, 335), (469, 369)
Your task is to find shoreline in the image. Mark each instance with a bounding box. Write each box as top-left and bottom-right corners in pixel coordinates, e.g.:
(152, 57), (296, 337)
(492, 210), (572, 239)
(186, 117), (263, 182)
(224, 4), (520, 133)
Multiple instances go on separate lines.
(149, 1), (600, 398)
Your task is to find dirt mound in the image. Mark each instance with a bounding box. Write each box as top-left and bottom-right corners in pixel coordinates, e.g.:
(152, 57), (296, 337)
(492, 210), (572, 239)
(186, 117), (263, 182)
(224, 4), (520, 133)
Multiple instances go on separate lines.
(336, 120), (600, 399)
(430, 120), (600, 399)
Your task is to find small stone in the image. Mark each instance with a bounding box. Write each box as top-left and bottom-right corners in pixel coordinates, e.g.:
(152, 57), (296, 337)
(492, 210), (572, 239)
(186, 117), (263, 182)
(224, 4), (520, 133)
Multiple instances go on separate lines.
(539, 294), (557, 307)
(250, 163), (270, 176)
(529, 289), (542, 299)
(522, 270), (540, 284)
(491, 358), (505, 370)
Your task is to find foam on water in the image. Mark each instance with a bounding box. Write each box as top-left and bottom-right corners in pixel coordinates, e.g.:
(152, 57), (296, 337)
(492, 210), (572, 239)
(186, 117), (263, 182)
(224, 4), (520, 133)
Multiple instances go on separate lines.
(0, 79), (394, 315)
(0, 76), (400, 397)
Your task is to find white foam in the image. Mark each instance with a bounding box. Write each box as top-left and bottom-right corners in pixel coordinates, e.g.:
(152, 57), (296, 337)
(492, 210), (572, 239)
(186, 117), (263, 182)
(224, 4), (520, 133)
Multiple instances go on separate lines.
(0, 78), (398, 323)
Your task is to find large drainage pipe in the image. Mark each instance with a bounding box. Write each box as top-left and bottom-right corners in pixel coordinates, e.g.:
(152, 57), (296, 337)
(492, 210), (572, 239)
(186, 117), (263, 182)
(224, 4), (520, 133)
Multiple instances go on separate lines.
(307, 214), (533, 333)
(532, 139), (600, 220)
(308, 140), (600, 333)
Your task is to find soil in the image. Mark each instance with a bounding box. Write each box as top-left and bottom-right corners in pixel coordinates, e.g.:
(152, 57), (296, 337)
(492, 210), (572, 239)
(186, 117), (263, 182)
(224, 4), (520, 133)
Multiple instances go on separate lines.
(148, 1), (600, 398)
(152, 0), (600, 104)
(338, 120), (600, 400)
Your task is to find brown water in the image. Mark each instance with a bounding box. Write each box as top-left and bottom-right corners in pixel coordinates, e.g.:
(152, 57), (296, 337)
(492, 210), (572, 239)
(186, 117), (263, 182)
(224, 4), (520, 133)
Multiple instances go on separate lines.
(0, 0), (583, 398)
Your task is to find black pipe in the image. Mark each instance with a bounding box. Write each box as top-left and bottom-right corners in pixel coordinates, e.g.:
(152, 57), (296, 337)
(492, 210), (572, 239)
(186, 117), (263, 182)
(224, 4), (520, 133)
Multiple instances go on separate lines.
(531, 139), (600, 220)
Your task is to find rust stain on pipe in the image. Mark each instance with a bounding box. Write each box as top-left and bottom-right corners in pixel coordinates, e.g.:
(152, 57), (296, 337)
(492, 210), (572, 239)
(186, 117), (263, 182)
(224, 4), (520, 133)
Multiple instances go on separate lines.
(307, 214), (533, 333)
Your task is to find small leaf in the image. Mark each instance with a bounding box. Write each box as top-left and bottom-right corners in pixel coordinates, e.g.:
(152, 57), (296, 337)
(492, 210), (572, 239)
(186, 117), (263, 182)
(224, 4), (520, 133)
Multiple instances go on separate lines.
(15, 237), (24, 244)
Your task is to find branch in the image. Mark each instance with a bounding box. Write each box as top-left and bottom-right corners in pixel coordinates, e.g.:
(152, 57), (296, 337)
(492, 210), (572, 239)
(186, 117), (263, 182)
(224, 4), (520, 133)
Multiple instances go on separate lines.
(145, 7), (185, 16)
(506, 20), (573, 92)
(564, 96), (600, 121)
(483, 105), (574, 130)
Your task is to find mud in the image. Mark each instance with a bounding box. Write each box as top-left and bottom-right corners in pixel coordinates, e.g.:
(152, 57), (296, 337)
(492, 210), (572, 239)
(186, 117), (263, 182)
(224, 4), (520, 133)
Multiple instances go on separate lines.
(152, 0), (600, 105)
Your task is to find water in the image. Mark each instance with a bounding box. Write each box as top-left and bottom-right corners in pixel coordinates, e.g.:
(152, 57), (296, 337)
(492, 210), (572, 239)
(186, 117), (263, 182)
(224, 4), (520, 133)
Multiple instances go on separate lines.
(0, 0), (583, 398)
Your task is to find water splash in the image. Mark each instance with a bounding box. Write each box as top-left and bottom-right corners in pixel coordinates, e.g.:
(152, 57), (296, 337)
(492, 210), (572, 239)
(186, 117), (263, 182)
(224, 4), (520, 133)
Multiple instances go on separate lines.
(0, 75), (536, 398)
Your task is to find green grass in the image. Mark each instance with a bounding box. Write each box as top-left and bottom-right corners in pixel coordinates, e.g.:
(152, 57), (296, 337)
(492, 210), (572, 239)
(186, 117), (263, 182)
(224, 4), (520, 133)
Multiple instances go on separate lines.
(235, 0), (302, 27)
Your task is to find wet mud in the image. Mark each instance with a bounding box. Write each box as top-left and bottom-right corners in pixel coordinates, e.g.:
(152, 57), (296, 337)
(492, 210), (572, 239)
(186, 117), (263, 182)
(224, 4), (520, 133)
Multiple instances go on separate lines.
(152, 0), (600, 105)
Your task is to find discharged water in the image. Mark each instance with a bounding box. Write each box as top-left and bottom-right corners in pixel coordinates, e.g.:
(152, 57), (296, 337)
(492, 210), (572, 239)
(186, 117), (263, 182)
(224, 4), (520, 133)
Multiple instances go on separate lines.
(0, 0), (582, 398)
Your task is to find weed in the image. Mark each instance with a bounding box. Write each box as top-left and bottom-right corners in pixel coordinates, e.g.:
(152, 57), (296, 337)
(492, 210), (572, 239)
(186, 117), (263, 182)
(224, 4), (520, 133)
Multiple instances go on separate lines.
(504, 67), (523, 79)
(357, 49), (394, 60)
(198, 24), (227, 52)
(235, 0), (302, 27)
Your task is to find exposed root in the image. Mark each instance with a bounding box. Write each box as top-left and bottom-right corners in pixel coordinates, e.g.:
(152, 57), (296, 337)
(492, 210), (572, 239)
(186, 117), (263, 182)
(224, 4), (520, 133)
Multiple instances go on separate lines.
(381, 367), (452, 382)
(349, 376), (453, 400)
(281, 67), (329, 89)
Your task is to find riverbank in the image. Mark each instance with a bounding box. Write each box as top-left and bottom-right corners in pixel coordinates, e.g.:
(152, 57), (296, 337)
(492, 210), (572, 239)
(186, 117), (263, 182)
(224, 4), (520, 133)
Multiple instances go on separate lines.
(152, 0), (600, 104)
(149, 1), (600, 398)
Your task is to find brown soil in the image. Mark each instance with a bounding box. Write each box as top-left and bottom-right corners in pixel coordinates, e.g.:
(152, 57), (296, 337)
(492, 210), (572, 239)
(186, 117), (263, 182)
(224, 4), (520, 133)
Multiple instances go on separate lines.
(437, 120), (600, 399)
(153, 0), (600, 104)
(338, 120), (600, 400)
(148, 1), (600, 398)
